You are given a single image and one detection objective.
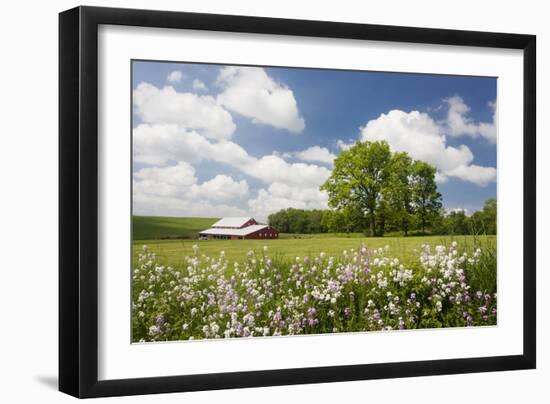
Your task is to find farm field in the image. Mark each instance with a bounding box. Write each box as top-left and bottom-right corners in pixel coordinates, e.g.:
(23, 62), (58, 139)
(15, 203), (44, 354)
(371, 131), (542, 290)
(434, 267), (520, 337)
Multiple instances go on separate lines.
(132, 233), (497, 342)
(131, 216), (497, 342)
(133, 234), (495, 269)
(131, 215), (495, 274)
(133, 216), (218, 240)
(132, 216), (496, 267)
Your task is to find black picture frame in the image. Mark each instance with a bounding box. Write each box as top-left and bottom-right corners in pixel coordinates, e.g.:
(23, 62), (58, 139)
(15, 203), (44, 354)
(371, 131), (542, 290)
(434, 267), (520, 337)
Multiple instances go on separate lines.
(59, 5), (536, 398)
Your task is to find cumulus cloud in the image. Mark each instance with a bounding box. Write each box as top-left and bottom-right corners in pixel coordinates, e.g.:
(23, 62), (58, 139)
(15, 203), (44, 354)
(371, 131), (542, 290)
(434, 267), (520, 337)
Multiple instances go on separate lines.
(292, 146), (336, 165)
(192, 174), (249, 201)
(360, 109), (496, 186)
(133, 124), (330, 188)
(133, 82), (236, 140)
(248, 182), (328, 221)
(336, 139), (355, 151)
(133, 123), (331, 218)
(166, 70), (184, 83)
(133, 161), (249, 216)
(133, 193), (248, 218)
(444, 164), (497, 187)
(217, 66), (305, 133)
(192, 79), (208, 92)
(133, 124), (249, 166)
(444, 95), (496, 143)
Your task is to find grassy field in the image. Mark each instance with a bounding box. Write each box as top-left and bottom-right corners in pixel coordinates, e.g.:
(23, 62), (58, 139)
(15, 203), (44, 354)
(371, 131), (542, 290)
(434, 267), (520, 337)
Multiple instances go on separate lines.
(131, 216), (497, 341)
(133, 234), (496, 269)
(132, 215), (495, 267)
(133, 216), (218, 240)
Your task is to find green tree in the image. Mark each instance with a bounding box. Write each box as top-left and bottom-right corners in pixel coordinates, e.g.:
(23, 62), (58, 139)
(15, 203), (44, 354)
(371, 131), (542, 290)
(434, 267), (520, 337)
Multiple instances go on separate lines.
(410, 161), (442, 234)
(383, 152), (414, 235)
(470, 198), (497, 235)
(321, 141), (392, 236)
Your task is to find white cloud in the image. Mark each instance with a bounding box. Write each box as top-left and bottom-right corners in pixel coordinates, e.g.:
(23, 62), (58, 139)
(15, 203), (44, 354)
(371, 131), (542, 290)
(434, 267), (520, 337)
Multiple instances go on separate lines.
(248, 183), (328, 221)
(133, 161), (249, 217)
(133, 124), (330, 189)
(444, 164), (497, 187)
(444, 95), (496, 143)
(217, 66), (305, 133)
(336, 139), (355, 151)
(293, 146), (336, 165)
(133, 82), (236, 140)
(133, 123), (331, 218)
(134, 193), (247, 218)
(360, 109), (496, 186)
(191, 175), (248, 201)
(192, 79), (208, 91)
(133, 162), (197, 197)
(166, 70), (184, 83)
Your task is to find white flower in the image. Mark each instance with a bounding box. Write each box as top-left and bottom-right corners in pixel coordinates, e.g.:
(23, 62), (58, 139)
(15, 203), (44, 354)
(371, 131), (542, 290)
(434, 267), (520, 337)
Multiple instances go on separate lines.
(263, 246), (268, 252)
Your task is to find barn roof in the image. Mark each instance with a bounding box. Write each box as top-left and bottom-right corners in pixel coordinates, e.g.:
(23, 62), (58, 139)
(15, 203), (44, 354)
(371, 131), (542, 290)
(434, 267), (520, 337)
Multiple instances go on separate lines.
(199, 225), (269, 236)
(211, 217), (255, 228)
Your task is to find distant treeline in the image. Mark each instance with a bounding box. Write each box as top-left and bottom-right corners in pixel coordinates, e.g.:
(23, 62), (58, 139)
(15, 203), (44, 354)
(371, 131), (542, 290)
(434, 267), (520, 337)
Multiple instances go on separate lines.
(268, 198), (496, 236)
(269, 141), (496, 237)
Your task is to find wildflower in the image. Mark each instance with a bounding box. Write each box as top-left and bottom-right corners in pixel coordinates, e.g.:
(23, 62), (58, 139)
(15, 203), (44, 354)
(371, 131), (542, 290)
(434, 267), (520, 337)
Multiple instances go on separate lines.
(148, 325), (161, 337)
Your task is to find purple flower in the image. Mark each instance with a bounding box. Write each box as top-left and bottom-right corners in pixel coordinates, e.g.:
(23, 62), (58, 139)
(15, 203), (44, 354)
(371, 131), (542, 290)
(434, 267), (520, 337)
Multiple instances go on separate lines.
(307, 317), (319, 326)
(344, 307), (351, 318)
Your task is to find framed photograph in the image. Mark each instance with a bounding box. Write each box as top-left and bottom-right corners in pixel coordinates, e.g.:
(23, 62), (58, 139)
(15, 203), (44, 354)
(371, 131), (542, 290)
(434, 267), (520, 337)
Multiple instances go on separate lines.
(59, 6), (536, 398)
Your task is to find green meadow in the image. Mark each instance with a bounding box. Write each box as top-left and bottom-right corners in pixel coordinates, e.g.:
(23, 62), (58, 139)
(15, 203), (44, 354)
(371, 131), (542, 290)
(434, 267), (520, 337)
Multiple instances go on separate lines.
(132, 216), (495, 268)
(133, 216), (218, 240)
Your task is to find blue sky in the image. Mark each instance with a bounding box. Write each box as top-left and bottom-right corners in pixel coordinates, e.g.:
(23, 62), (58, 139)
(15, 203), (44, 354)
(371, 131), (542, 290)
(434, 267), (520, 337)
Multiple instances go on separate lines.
(132, 60), (497, 220)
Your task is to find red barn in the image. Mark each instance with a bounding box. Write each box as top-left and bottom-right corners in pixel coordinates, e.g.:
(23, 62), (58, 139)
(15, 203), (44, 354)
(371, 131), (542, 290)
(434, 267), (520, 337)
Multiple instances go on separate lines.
(199, 217), (279, 240)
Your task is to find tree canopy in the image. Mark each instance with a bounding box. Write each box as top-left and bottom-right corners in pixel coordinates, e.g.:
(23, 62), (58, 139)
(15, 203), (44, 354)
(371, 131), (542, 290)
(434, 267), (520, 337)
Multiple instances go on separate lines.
(267, 141), (495, 237)
(321, 141), (442, 236)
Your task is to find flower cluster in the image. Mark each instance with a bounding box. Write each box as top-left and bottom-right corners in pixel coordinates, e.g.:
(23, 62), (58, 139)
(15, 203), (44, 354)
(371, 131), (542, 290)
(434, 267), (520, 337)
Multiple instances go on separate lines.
(132, 242), (496, 342)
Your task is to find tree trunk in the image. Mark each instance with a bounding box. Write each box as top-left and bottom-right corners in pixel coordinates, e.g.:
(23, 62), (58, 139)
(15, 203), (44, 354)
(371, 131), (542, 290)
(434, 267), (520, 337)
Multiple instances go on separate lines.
(369, 212), (376, 237)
